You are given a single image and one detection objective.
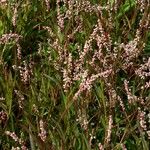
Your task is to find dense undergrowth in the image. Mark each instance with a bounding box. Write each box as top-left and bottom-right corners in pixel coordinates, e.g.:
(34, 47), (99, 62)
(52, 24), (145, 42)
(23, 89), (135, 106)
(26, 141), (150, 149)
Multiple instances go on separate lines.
(0, 0), (150, 150)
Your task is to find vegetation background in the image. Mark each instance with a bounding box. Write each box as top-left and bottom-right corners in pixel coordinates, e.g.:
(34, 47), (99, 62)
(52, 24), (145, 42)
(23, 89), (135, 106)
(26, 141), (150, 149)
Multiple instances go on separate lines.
(0, 0), (150, 149)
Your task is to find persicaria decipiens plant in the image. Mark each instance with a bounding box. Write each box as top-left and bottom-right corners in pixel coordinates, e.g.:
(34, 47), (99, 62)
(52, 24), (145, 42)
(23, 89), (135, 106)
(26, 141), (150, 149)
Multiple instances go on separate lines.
(0, 0), (150, 149)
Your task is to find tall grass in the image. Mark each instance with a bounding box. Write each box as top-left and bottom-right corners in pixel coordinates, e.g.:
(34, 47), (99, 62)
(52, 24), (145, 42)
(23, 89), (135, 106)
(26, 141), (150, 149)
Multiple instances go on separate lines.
(0, 0), (150, 149)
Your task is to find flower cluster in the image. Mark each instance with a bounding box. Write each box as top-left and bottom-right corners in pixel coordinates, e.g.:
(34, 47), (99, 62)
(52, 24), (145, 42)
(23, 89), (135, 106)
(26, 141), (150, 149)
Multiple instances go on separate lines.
(135, 58), (150, 79)
(56, 0), (65, 31)
(14, 90), (24, 109)
(138, 107), (147, 131)
(12, 60), (33, 84)
(76, 109), (89, 131)
(0, 110), (7, 123)
(0, 33), (22, 44)
(5, 131), (27, 150)
(124, 80), (138, 104)
(12, 3), (18, 27)
(38, 119), (47, 142)
(44, 0), (50, 11)
(105, 115), (113, 144)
